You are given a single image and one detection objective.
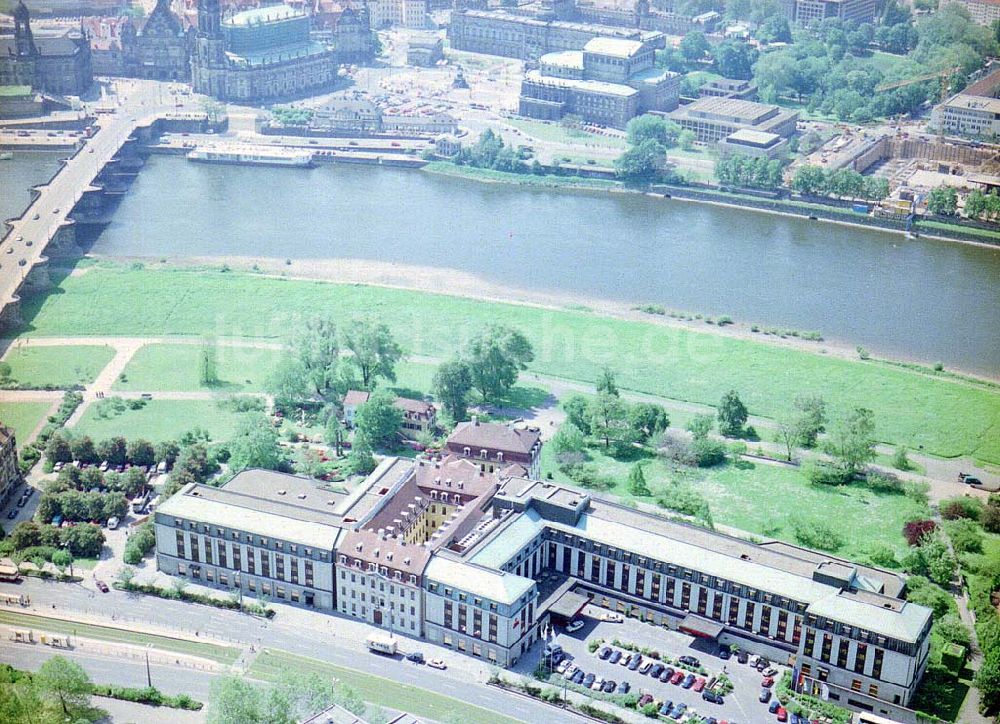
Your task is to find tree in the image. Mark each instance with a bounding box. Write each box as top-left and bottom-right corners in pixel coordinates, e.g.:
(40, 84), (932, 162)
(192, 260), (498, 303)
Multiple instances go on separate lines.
(97, 436), (128, 466)
(432, 358), (473, 421)
(927, 186), (958, 216)
(756, 15), (791, 43)
(625, 115), (680, 147)
(126, 438), (155, 467)
(349, 438), (378, 475)
(266, 354), (310, 411)
(289, 316), (340, 401)
(904, 519), (939, 546)
(354, 390), (404, 449)
(713, 39), (757, 80)
(902, 532), (956, 587)
(552, 422), (586, 454)
(45, 430), (73, 464)
(343, 320), (404, 389)
(63, 522), (106, 557)
(154, 440), (180, 467)
(70, 435), (98, 464)
(589, 392), (630, 449)
(208, 676), (265, 724)
(717, 389), (748, 437)
(791, 165), (827, 196)
(35, 656), (91, 715)
(596, 366), (619, 397)
(324, 414), (347, 457)
(686, 414), (713, 440)
(826, 407), (877, 476)
(680, 31), (710, 61)
(975, 647), (1000, 715)
(463, 325), (534, 403)
(200, 336), (220, 386)
(793, 394), (827, 448)
(627, 463), (651, 496)
(614, 139), (667, 181)
(627, 402), (669, 440)
(228, 413), (284, 473)
(964, 188), (987, 219)
(563, 394), (592, 435)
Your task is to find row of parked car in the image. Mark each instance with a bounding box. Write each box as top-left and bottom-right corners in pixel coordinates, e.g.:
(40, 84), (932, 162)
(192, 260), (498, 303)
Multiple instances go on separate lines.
(8, 484), (34, 519)
(595, 646), (726, 704)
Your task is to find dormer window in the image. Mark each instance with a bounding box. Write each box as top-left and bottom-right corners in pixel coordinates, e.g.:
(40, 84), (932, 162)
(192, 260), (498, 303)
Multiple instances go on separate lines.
(463, 447), (470, 456)
(479, 449), (487, 459)
(496, 452), (503, 462)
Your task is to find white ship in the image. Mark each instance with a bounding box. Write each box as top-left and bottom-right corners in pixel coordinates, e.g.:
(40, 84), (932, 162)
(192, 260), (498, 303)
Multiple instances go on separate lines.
(186, 144), (314, 168)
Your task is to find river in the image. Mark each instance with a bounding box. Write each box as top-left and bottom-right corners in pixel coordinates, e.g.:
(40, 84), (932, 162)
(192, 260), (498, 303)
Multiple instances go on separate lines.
(17, 153), (1000, 375)
(0, 151), (64, 223)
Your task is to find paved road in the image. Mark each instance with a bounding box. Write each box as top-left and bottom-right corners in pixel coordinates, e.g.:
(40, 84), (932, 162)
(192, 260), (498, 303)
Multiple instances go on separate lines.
(0, 577), (584, 723)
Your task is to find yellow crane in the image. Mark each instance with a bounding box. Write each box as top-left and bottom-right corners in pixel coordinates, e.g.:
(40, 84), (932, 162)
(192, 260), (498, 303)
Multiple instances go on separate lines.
(875, 67), (960, 100)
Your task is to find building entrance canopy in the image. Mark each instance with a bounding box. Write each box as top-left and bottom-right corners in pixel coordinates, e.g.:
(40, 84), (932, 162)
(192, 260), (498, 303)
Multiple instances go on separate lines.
(679, 613), (724, 639)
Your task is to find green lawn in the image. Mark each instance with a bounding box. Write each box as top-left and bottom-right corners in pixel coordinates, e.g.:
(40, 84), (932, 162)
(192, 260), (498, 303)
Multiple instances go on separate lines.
(17, 264), (1000, 465)
(72, 398), (247, 443)
(541, 444), (928, 563)
(250, 649), (520, 724)
(505, 118), (626, 149)
(113, 343), (283, 392)
(0, 400), (53, 446)
(0, 609), (240, 664)
(1, 344), (115, 388)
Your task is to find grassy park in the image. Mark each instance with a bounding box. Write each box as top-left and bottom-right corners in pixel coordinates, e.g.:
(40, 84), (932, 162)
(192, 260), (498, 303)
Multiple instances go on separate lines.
(113, 343), (283, 392)
(72, 398), (247, 443)
(250, 648), (520, 724)
(0, 400), (53, 446)
(0, 344), (115, 388)
(16, 264), (999, 465)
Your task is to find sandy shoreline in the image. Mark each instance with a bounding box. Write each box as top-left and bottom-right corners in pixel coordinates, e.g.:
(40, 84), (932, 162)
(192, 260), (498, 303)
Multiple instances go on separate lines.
(86, 253), (1000, 385)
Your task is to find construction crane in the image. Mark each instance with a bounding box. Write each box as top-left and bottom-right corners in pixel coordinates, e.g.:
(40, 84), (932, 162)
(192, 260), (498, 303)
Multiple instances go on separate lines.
(875, 67), (961, 100)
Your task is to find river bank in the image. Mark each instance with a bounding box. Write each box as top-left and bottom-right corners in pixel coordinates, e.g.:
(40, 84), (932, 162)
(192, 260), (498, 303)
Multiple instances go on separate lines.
(422, 162), (1000, 248)
(89, 253), (998, 388)
(18, 260), (1000, 467)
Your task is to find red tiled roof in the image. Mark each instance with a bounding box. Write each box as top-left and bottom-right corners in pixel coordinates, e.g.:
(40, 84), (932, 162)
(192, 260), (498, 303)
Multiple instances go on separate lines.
(446, 420), (541, 456)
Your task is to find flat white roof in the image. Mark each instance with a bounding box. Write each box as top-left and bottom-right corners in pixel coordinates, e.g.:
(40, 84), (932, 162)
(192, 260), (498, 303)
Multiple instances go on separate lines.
(157, 483), (344, 551)
(540, 50), (584, 70)
(584, 37), (645, 58)
(425, 555), (535, 605)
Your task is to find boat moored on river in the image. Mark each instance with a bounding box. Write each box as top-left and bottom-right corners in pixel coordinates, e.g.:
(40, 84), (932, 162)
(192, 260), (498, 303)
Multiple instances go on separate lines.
(186, 144), (314, 168)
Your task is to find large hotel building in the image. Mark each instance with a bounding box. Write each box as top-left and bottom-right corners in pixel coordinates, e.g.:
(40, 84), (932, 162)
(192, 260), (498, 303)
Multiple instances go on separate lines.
(155, 420), (931, 722)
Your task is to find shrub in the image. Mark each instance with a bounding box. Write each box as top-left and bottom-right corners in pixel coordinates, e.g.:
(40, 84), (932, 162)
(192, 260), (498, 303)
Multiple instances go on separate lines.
(864, 542), (899, 569)
(691, 438), (726, 467)
(866, 471), (903, 494)
(940, 496), (984, 521)
(123, 522), (156, 564)
(792, 520), (844, 552)
(656, 483), (713, 526)
(903, 519), (938, 547)
(804, 461), (853, 485)
(562, 462), (615, 491)
(641, 702), (659, 717)
(947, 519), (983, 554)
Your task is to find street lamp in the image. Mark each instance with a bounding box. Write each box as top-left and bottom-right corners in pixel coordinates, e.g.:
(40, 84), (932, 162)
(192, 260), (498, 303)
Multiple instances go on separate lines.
(63, 542), (74, 578)
(145, 643), (152, 687)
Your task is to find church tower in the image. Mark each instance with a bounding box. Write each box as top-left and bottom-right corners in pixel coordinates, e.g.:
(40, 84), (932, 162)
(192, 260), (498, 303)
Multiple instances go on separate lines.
(192, 0), (227, 98)
(13, 1), (38, 57)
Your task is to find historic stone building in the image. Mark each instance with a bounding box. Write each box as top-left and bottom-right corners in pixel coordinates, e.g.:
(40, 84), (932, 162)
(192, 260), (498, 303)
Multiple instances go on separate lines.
(330, 5), (375, 64)
(0, 426), (21, 510)
(448, 8), (664, 63)
(191, 0), (338, 103)
(519, 37), (679, 128)
(0, 1), (93, 96)
(118, 0), (193, 80)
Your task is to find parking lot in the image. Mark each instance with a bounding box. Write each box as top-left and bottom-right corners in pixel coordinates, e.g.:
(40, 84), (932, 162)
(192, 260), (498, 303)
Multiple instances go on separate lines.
(521, 605), (789, 723)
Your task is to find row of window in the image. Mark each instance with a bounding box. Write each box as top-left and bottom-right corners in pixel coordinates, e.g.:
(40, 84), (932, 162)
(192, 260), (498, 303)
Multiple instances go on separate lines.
(171, 519), (328, 561)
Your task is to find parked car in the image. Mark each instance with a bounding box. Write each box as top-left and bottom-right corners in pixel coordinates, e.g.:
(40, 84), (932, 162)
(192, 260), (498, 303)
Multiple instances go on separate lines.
(670, 670), (684, 685)
(769, 699), (781, 714)
(659, 701), (673, 716)
(964, 476), (983, 485)
(566, 620), (585, 633)
(556, 659), (571, 674)
(628, 655), (642, 671)
(582, 673), (595, 687)
(763, 666), (778, 677)
(598, 646), (612, 659)
(602, 679), (616, 693)
(619, 653), (632, 667)
(649, 663), (664, 678)
(618, 681), (630, 694)
(678, 655), (700, 667)
(601, 612), (624, 623)
(702, 691), (724, 704)
(718, 647), (731, 660)
(106, 516), (119, 530)
(670, 703), (687, 720)
(693, 677), (706, 692)
(571, 669), (585, 684)
(96, 580), (109, 593)
(639, 660), (653, 674)
(737, 650), (749, 664)
(405, 651), (425, 664)
(637, 693), (654, 707)
(659, 666), (674, 682)
(609, 650), (622, 664)
(427, 659), (446, 670)
(760, 688), (772, 703)
(591, 676), (604, 691)
(756, 658), (771, 671)
(682, 673), (695, 688)
(7, 509), (17, 520)
(777, 706), (788, 722)
(761, 676), (775, 688)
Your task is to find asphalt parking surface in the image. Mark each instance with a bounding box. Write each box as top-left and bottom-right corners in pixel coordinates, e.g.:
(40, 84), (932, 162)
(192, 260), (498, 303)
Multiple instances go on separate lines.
(537, 609), (788, 723)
